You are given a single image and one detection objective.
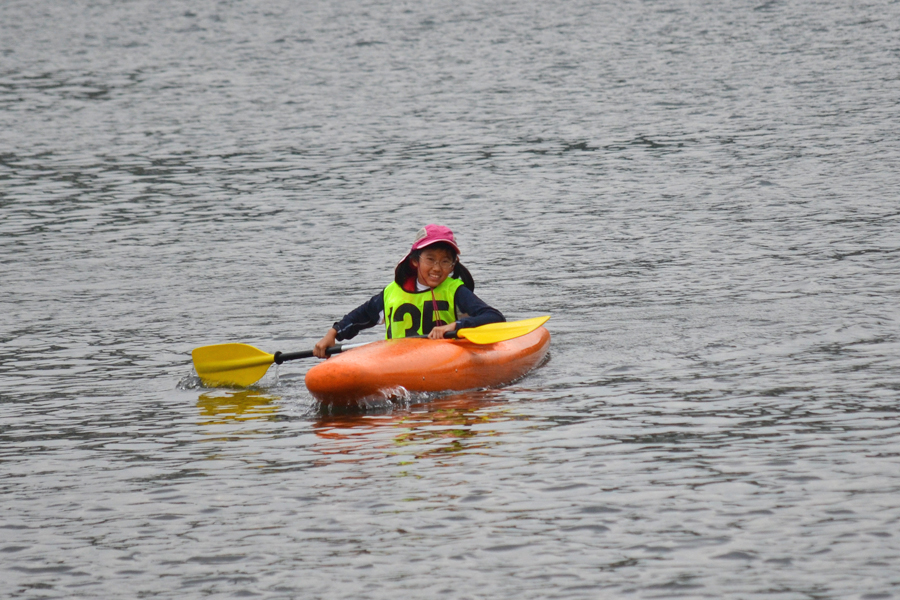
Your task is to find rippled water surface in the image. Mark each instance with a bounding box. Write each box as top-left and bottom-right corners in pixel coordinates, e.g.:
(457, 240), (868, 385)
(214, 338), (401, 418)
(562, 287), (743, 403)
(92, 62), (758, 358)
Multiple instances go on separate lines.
(3, 0), (900, 597)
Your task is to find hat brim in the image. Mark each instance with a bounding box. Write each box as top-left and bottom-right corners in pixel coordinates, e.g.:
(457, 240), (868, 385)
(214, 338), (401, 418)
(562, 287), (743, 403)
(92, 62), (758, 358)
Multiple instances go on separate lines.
(411, 238), (461, 254)
(397, 239), (461, 268)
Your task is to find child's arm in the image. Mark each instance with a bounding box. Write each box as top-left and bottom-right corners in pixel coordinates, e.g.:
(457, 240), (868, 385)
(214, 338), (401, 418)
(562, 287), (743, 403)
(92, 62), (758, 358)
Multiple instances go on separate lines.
(313, 293), (385, 357)
(332, 292), (385, 340)
(453, 287), (505, 330)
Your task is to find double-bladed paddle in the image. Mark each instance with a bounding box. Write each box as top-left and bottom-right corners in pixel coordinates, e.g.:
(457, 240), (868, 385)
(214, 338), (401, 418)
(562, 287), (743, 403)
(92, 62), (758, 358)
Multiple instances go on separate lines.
(191, 315), (550, 388)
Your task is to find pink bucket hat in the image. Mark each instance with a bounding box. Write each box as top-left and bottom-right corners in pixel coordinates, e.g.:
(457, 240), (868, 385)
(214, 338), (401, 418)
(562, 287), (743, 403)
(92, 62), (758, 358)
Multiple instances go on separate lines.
(395, 224), (474, 291)
(409, 224), (460, 255)
(396, 224), (461, 270)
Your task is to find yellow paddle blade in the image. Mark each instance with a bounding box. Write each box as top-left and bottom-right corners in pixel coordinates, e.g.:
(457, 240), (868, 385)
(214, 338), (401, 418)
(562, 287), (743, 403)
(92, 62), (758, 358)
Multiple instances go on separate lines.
(191, 343), (275, 387)
(457, 315), (550, 345)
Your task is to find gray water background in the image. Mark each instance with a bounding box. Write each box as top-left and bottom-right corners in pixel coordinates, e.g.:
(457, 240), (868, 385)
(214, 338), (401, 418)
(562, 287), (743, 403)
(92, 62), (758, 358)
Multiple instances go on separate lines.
(2, 0), (900, 597)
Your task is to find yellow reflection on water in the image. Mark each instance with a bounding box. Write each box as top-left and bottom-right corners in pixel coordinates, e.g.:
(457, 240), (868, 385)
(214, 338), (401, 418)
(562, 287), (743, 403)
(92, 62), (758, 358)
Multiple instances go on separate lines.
(197, 389), (278, 425)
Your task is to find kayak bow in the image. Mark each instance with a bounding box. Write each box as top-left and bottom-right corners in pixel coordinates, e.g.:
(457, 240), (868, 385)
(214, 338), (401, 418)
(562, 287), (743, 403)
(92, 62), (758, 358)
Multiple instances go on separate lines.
(305, 325), (551, 405)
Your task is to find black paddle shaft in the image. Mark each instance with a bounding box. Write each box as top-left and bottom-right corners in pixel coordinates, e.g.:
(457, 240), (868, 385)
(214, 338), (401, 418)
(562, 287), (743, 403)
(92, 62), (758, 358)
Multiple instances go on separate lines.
(272, 331), (459, 364)
(274, 346), (342, 364)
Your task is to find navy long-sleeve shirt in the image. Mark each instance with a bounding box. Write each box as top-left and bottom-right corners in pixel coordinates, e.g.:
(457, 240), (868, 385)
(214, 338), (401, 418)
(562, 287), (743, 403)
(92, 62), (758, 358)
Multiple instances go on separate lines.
(332, 286), (505, 341)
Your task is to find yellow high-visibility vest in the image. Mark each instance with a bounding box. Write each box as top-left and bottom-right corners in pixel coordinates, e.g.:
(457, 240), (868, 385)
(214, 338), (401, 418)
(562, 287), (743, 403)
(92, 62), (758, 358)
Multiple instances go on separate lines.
(382, 277), (464, 339)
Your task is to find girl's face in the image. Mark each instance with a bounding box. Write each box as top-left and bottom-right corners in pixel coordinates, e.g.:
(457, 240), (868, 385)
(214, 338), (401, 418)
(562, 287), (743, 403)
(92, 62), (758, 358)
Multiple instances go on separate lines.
(411, 247), (456, 288)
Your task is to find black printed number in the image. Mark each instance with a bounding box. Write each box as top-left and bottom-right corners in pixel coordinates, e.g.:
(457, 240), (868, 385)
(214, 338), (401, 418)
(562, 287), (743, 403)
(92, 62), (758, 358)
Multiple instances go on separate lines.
(423, 301), (450, 334)
(393, 304), (421, 337)
(392, 301), (451, 336)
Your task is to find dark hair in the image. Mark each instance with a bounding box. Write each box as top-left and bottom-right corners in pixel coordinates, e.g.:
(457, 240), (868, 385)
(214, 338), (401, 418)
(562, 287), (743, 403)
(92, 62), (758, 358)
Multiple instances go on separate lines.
(395, 243), (475, 291)
(410, 242), (458, 262)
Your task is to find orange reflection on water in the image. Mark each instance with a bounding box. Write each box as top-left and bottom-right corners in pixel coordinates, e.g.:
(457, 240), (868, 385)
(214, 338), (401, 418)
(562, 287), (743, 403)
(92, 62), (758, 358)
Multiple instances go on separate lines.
(312, 390), (528, 460)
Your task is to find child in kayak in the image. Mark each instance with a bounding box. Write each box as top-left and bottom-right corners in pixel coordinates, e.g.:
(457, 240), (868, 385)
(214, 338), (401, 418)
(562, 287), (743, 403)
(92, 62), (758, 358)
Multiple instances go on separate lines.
(313, 224), (505, 357)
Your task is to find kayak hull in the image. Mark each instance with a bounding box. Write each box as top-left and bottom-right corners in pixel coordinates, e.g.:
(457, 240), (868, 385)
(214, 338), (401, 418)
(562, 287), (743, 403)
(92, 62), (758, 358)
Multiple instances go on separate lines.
(304, 327), (551, 406)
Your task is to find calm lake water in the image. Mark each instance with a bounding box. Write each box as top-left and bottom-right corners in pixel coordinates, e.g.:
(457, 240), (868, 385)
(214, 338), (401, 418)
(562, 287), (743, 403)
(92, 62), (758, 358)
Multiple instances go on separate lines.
(2, 0), (900, 597)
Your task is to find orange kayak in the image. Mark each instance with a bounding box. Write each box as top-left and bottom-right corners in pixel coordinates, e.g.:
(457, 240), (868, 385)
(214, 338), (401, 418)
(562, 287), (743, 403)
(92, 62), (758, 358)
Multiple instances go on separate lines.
(305, 327), (551, 406)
